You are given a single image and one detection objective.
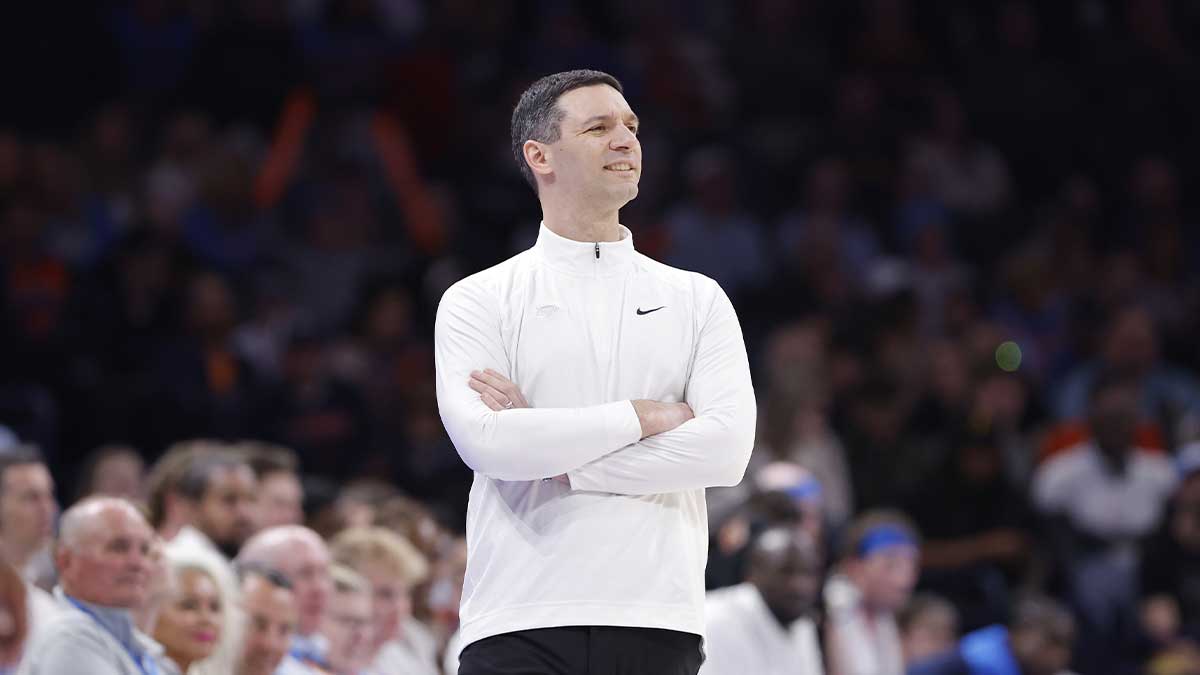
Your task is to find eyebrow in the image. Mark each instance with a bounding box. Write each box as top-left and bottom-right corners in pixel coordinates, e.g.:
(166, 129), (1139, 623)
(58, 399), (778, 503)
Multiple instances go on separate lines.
(578, 113), (640, 129)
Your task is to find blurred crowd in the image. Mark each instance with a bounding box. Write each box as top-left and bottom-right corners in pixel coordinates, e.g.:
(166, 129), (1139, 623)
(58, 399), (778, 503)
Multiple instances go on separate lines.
(3, 0), (1200, 673)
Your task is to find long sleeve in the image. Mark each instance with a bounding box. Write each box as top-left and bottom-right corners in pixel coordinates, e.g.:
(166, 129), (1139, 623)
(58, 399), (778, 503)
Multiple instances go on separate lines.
(567, 280), (756, 494)
(434, 278), (643, 482)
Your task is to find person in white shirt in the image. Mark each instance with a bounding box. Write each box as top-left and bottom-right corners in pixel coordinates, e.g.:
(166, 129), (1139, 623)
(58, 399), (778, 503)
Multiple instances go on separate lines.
(435, 68), (756, 674)
(702, 526), (825, 675)
(824, 511), (921, 675)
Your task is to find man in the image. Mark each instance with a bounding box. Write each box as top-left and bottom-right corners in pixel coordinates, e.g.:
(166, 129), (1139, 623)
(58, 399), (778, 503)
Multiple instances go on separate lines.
(19, 497), (177, 674)
(238, 442), (304, 529)
(1141, 442), (1200, 649)
(233, 562), (299, 675)
(824, 510), (921, 675)
(236, 526), (333, 674)
(1033, 373), (1175, 659)
(701, 526), (825, 675)
(909, 594), (1077, 675)
(167, 449), (259, 561)
(317, 565), (374, 675)
(435, 69), (756, 674)
(0, 446), (58, 587)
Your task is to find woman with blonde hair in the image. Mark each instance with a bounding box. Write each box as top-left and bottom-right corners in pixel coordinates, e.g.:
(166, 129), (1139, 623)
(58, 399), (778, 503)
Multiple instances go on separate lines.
(330, 526), (436, 675)
(153, 546), (239, 674)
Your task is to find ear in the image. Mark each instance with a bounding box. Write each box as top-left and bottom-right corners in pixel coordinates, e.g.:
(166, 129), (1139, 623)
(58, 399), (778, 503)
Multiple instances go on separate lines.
(54, 544), (71, 577)
(523, 140), (553, 179)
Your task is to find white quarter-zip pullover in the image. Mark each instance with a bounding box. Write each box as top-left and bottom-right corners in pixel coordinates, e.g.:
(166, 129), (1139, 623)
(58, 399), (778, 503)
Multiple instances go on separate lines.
(435, 223), (756, 651)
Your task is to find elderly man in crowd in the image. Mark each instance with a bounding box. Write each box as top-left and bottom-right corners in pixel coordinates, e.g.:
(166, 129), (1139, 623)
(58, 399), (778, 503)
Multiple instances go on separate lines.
(236, 526), (332, 675)
(19, 497), (177, 675)
(701, 526), (826, 675)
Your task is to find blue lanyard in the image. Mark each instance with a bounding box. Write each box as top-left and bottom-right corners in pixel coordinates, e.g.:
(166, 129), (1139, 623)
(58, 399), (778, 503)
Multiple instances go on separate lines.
(64, 596), (160, 675)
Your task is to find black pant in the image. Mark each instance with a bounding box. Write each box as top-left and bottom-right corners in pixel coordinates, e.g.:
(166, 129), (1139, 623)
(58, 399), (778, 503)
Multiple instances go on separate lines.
(458, 626), (703, 675)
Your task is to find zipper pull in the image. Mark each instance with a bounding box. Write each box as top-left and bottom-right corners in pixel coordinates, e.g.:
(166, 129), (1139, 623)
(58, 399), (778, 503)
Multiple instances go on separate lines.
(595, 242), (600, 259)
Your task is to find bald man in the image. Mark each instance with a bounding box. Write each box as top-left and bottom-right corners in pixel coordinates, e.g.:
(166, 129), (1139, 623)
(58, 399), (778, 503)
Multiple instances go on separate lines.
(19, 497), (179, 675)
(701, 526), (826, 675)
(235, 526), (332, 675)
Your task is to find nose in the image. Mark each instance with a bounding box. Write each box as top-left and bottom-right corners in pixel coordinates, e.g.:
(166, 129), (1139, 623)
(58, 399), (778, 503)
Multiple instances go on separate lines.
(610, 124), (638, 152)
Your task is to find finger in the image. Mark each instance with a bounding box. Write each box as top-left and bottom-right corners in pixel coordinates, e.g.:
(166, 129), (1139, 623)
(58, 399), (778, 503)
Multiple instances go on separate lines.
(477, 370), (524, 406)
(468, 379), (510, 405)
(479, 391), (506, 411)
(476, 369), (514, 392)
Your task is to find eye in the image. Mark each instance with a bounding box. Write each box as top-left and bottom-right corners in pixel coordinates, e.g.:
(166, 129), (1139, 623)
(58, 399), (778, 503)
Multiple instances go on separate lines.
(589, 125), (605, 133)
(627, 125), (639, 135)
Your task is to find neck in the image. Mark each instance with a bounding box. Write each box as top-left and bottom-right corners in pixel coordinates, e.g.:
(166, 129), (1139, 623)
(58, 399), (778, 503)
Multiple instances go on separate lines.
(0, 540), (36, 571)
(132, 603), (161, 634)
(540, 195), (622, 243)
(167, 651), (193, 674)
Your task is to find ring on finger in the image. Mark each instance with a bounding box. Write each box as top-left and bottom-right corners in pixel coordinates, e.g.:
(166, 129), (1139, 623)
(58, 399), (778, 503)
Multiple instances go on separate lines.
(503, 400), (514, 409)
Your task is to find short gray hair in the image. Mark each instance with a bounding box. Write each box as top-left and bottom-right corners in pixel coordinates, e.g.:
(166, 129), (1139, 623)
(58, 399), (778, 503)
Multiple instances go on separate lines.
(57, 496), (146, 550)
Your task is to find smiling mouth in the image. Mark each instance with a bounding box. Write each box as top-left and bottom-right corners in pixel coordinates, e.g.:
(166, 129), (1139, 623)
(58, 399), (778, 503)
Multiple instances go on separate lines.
(604, 162), (638, 173)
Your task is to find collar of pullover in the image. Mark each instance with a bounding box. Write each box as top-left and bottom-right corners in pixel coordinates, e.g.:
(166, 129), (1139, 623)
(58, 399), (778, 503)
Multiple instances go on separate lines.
(535, 222), (635, 278)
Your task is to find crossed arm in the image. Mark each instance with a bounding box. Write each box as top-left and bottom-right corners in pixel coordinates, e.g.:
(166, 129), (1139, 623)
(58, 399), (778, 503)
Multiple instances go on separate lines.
(434, 277), (756, 494)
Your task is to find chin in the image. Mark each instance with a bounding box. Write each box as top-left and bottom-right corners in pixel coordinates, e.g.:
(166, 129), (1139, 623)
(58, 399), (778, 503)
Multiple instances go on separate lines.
(609, 183), (639, 209)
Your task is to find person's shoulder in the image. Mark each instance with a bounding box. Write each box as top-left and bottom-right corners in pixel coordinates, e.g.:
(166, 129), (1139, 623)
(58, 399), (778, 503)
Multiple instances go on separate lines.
(1034, 441), (1094, 480)
(1129, 448), (1180, 484)
(438, 252), (534, 306)
(634, 253), (725, 297)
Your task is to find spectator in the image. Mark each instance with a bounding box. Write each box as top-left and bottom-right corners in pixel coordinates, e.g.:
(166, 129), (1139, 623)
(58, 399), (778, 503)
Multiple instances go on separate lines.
(663, 147), (768, 301)
(906, 88), (1012, 222)
(824, 510), (921, 675)
(318, 565), (373, 675)
(0, 448), (58, 590)
(165, 449), (258, 561)
(701, 526), (825, 675)
(236, 442), (303, 530)
(259, 327), (371, 480)
(147, 271), (267, 444)
(232, 563), (297, 675)
(906, 429), (1033, 629)
(1054, 305), (1200, 423)
(329, 526), (435, 675)
(19, 497), (174, 675)
(152, 549), (224, 674)
(235, 526), (332, 674)
(1139, 442), (1200, 650)
(900, 594), (960, 669)
(1033, 373), (1176, 659)
(909, 594), (1077, 675)
(147, 441), (217, 541)
(76, 445), (145, 502)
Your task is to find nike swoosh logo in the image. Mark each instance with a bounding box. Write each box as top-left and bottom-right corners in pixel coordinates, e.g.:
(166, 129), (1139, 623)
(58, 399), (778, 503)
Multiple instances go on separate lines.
(637, 306), (666, 315)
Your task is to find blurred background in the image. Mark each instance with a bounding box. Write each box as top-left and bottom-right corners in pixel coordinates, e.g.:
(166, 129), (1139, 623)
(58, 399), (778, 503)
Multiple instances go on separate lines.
(2, 0), (1200, 673)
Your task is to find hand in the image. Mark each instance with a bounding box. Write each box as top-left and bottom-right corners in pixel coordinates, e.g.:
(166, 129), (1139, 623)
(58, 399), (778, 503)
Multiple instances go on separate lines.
(631, 400), (694, 439)
(469, 369), (529, 411)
